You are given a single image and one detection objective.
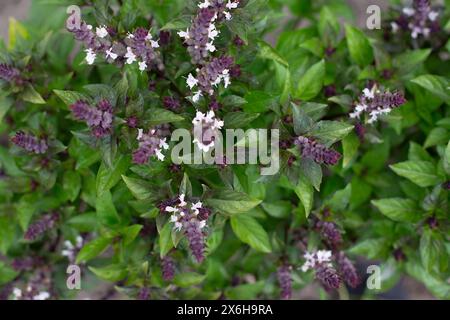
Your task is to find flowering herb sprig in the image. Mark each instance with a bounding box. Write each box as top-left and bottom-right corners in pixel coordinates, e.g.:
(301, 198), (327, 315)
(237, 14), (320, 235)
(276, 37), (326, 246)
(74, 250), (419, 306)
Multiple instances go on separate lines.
(349, 85), (406, 124)
(390, 0), (440, 39)
(294, 136), (341, 166)
(132, 124), (171, 164)
(70, 99), (114, 138)
(11, 131), (48, 154)
(162, 194), (212, 263)
(301, 250), (342, 290)
(277, 264), (292, 300)
(192, 110), (224, 152)
(67, 19), (163, 72)
(24, 212), (59, 241)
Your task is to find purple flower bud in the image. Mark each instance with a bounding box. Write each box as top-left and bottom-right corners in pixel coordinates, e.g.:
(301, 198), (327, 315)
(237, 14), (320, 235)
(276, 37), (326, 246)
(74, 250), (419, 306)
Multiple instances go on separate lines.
(442, 181), (450, 190)
(159, 31), (171, 46)
(0, 63), (21, 84)
(287, 156), (296, 167)
(233, 36), (245, 47)
(324, 85), (336, 98)
(126, 116), (139, 128)
(24, 212), (59, 241)
(208, 97), (221, 111)
(184, 219), (205, 263)
(295, 136), (341, 166)
(197, 207), (212, 221)
(426, 216), (439, 229)
(318, 221), (342, 249)
(137, 287), (151, 300)
(11, 131), (48, 154)
(354, 122), (366, 142)
(70, 100), (114, 138)
(230, 64), (241, 78)
(315, 263), (341, 290)
(277, 265), (292, 300)
(325, 47), (336, 57)
(163, 96), (180, 111)
(158, 197), (180, 214)
(336, 252), (360, 288)
(393, 248), (406, 262)
(382, 69), (393, 80)
(161, 256), (175, 281)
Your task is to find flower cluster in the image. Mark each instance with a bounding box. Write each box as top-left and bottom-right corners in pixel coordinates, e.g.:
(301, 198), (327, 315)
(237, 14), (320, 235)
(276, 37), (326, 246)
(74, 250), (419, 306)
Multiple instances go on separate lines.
(70, 99), (114, 138)
(132, 124), (170, 164)
(192, 110), (224, 152)
(0, 63), (22, 84)
(61, 236), (84, 263)
(67, 21), (113, 65)
(163, 194), (211, 263)
(161, 256), (176, 281)
(11, 131), (48, 154)
(67, 18), (163, 72)
(24, 212), (59, 241)
(391, 0), (440, 39)
(187, 56), (234, 102)
(301, 250), (341, 290)
(277, 265), (292, 300)
(294, 136), (341, 166)
(350, 86), (406, 124)
(124, 27), (164, 72)
(178, 1), (239, 65)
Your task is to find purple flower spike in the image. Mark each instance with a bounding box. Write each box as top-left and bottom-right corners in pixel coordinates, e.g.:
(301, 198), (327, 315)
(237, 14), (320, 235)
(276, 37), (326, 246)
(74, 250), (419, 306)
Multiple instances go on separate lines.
(70, 100), (114, 138)
(277, 265), (292, 300)
(295, 136), (341, 166)
(184, 219), (205, 263)
(315, 263), (341, 290)
(161, 256), (175, 281)
(24, 212), (59, 241)
(11, 131), (48, 154)
(319, 221), (342, 249)
(0, 63), (22, 84)
(336, 252), (360, 288)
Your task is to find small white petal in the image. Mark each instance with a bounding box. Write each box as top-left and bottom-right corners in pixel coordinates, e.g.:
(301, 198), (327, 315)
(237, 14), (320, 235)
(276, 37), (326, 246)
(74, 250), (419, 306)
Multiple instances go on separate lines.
(96, 26), (108, 38)
(155, 148), (165, 161)
(428, 11), (439, 22)
(85, 48), (96, 65)
(402, 7), (415, 16)
(186, 73), (198, 89)
(198, 0), (211, 8)
(105, 48), (118, 60)
(137, 128), (144, 140)
(226, 0), (239, 10)
(177, 29), (190, 39)
(192, 91), (203, 102)
(125, 47), (137, 64)
(150, 40), (160, 48)
(138, 61), (148, 71)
